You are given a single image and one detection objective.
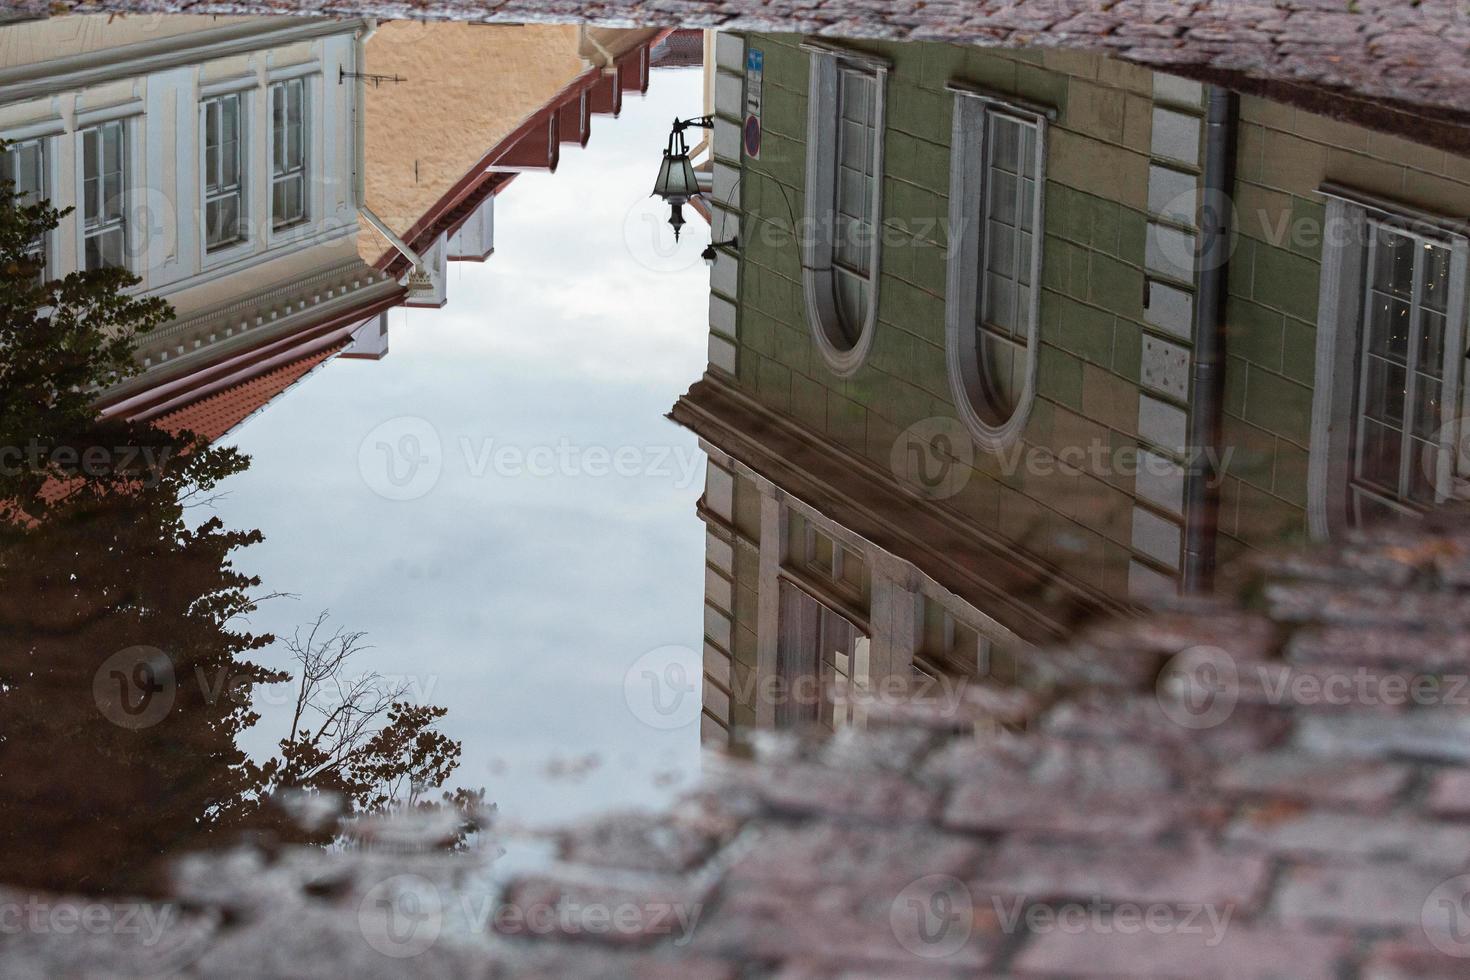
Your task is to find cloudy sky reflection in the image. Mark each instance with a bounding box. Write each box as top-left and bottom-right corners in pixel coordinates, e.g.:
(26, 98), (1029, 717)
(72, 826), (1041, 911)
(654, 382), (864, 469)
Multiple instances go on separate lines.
(208, 66), (711, 825)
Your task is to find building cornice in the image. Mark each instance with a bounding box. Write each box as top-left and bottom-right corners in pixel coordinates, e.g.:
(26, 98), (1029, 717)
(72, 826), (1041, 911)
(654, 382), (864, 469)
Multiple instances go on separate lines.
(669, 373), (1132, 644)
(0, 17), (371, 107)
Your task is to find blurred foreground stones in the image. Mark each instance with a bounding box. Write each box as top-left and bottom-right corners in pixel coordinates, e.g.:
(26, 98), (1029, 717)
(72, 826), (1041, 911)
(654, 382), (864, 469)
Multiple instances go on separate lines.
(9, 514), (1470, 974)
(14, 0), (1470, 148)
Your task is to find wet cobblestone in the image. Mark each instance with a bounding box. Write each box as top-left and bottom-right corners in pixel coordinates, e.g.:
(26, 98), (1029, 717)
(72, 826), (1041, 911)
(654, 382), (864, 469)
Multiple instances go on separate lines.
(12, 0), (1470, 145)
(9, 516), (1470, 973)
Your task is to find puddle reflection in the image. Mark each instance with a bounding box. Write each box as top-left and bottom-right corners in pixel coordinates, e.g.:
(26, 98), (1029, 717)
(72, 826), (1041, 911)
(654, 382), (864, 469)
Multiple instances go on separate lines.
(3, 8), (1470, 932)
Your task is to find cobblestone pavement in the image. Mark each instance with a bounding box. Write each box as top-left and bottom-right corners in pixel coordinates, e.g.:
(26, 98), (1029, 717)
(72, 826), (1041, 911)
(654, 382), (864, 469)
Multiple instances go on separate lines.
(10, 514), (1470, 975)
(12, 0), (1470, 130)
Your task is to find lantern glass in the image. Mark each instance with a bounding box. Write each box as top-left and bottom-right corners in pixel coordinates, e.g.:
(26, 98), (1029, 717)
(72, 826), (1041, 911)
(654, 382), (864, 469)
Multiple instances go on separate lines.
(653, 151), (700, 203)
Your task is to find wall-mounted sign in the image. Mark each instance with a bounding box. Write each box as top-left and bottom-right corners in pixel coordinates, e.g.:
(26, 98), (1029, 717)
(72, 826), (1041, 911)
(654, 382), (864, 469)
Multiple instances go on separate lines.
(743, 48), (764, 159)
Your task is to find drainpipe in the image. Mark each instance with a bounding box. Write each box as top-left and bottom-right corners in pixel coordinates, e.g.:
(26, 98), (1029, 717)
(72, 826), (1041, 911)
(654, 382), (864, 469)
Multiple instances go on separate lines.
(353, 21), (432, 288)
(1181, 85), (1238, 595)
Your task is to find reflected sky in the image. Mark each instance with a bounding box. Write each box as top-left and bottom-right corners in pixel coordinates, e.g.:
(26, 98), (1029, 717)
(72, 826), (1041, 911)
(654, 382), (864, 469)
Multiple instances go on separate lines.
(207, 66), (711, 825)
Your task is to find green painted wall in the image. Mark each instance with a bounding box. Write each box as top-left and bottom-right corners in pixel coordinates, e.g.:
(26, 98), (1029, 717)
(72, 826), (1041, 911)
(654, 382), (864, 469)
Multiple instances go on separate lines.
(731, 35), (1163, 599)
(722, 31), (1470, 596)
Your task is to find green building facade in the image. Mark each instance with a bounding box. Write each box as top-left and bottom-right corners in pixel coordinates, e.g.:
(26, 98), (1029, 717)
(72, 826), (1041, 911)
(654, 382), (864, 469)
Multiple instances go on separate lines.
(676, 32), (1470, 743)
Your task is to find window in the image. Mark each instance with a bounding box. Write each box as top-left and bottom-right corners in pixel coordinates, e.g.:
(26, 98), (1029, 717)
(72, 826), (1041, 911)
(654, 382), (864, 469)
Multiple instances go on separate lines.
(270, 79), (307, 230)
(1351, 222), (1460, 522)
(787, 511), (868, 603)
(801, 43), (889, 376)
(81, 121), (126, 271)
(776, 579), (869, 731)
(832, 67), (878, 333)
(1, 138), (47, 278)
(203, 94), (245, 251)
(977, 113), (1041, 414)
(945, 89), (1048, 449)
(1306, 193), (1469, 539)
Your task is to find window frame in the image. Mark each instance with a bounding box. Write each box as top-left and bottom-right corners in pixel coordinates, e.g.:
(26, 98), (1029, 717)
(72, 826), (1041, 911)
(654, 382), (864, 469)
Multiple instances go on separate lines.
(944, 84), (1051, 450)
(1307, 188), (1470, 538)
(800, 41), (890, 377)
(79, 119), (129, 273)
(1348, 219), (1464, 522)
(268, 77), (309, 232)
(201, 92), (247, 253)
(1, 136), (50, 280)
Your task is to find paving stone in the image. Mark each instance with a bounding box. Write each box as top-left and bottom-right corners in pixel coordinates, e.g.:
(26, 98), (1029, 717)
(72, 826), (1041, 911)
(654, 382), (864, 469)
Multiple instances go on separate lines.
(769, 957), (975, 979)
(494, 875), (704, 947)
(922, 734), (1181, 793)
(1226, 810), (1470, 867)
(944, 783), (1213, 839)
(690, 883), (998, 970)
(727, 823), (984, 886)
(1215, 750), (1412, 808)
(1012, 924), (1348, 980)
(1284, 625), (1470, 672)
(1294, 710), (1470, 763)
(971, 839), (1270, 908)
(1425, 769), (1470, 818)
(556, 813), (721, 874)
(1266, 582), (1470, 628)
(1274, 863), (1448, 928)
(711, 759), (937, 822)
(1360, 942), (1470, 980)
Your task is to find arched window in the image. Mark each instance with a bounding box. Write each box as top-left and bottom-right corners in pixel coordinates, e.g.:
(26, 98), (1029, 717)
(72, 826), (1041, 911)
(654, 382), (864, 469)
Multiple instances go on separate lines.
(801, 42), (889, 376)
(944, 85), (1050, 449)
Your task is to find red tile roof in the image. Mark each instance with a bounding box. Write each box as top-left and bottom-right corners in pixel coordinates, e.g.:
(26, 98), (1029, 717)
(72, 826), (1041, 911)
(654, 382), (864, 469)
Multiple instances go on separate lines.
(153, 341), (347, 443)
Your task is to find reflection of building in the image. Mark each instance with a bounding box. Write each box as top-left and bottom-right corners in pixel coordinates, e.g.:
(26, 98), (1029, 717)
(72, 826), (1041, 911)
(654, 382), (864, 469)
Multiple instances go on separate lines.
(0, 15), (404, 431)
(356, 23), (670, 307)
(677, 32), (1470, 745)
(1, 17), (691, 439)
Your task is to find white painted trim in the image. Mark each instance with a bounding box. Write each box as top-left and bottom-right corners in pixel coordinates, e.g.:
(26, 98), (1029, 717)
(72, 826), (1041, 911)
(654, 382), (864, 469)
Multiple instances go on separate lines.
(798, 39), (891, 73)
(0, 117), (66, 141)
(944, 89), (1047, 451)
(944, 78), (1057, 120)
(266, 62), (323, 83)
(1307, 196), (1470, 539)
(754, 489), (785, 728)
(0, 18), (366, 108)
(200, 74), (260, 99)
(75, 99), (146, 128)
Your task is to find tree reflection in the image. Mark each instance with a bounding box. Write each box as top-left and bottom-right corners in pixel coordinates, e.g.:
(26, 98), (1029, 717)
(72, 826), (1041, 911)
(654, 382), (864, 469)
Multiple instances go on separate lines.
(0, 153), (473, 897)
